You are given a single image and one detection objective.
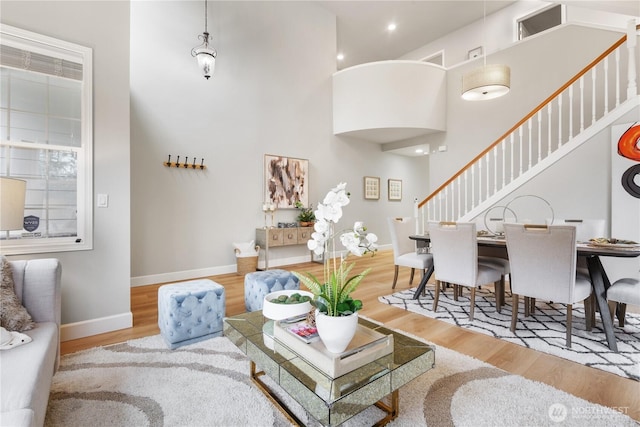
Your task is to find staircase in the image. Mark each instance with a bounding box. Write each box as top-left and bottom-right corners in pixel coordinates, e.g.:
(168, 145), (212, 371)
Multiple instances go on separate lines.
(418, 22), (639, 231)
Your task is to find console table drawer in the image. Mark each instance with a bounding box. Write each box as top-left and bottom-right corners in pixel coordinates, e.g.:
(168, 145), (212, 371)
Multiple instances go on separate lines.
(297, 227), (312, 243)
(283, 229), (298, 245)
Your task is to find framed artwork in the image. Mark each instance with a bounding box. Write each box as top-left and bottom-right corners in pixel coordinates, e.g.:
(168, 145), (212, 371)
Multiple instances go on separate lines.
(388, 179), (402, 201)
(264, 154), (309, 209)
(468, 46), (483, 59)
(363, 176), (380, 200)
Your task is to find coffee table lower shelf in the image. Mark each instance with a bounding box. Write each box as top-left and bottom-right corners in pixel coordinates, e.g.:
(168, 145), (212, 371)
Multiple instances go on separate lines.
(250, 361), (399, 426)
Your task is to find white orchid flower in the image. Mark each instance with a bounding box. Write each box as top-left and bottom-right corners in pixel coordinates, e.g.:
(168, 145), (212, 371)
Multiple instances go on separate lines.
(317, 202), (343, 223)
(366, 233), (378, 245)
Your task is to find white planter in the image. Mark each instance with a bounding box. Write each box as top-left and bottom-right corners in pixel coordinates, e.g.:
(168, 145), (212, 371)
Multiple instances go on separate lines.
(315, 311), (358, 353)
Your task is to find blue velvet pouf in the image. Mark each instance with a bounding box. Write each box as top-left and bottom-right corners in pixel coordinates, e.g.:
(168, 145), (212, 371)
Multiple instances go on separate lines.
(244, 269), (300, 312)
(158, 279), (226, 349)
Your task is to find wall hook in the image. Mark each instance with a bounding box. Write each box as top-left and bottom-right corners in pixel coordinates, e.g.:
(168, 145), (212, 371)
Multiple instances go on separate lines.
(163, 154), (207, 170)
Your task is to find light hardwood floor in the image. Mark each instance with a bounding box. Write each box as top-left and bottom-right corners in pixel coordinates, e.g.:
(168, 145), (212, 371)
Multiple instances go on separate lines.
(60, 250), (640, 421)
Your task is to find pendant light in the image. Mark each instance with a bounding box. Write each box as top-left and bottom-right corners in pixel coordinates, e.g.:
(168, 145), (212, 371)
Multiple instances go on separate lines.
(462, 1), (510, 101)
(190, 0), (217, 80)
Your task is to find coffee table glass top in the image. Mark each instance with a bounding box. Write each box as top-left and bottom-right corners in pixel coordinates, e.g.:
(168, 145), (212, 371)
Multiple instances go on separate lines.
(224, 311), (435, 426)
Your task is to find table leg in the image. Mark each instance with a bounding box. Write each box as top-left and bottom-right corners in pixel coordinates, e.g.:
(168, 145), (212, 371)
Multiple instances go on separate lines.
(373, 390), (399, 426)
(413, 266), (434, 299)
(585, 255), (618, 352)
(250, 361), (305, 426)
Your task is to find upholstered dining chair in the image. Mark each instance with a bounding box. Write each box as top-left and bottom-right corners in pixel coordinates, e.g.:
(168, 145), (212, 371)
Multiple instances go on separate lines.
(607, 278), (640, 327)
(428, 221), (503, 320)
(387, 217), (434, 289)
(551, 219), (607, 242)
(504, 223), (594, 347)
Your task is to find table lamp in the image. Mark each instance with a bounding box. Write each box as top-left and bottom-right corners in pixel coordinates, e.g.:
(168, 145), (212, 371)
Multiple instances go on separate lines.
(0, 177), (26, 231)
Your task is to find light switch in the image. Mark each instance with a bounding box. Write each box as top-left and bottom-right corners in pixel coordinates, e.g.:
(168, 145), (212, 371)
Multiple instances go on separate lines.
(97, 194), (109, 208)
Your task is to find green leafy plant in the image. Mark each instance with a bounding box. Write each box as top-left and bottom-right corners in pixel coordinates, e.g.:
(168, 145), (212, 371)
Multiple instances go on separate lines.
(295, 260), (369, 316)
(294, 201), (316, 223)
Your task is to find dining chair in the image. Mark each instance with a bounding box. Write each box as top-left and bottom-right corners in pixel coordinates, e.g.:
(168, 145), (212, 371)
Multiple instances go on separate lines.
(387, 217), (434, 290)
(551, 219), (606, 242)
(607, 278), (640, 327)
(504, 223), (594, 347)
(428, 221), (503, 320)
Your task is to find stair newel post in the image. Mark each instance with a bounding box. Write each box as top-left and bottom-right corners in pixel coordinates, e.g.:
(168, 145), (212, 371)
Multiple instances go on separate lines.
(626, 20), (637, 98)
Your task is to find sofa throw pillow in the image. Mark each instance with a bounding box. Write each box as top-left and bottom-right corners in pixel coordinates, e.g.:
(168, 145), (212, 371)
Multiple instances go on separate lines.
(1, 256), (35, 332)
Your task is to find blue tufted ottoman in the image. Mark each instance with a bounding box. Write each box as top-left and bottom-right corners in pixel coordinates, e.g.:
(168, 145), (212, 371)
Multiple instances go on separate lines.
(244, 269), (300, 312)
(158, 279), (226, 349)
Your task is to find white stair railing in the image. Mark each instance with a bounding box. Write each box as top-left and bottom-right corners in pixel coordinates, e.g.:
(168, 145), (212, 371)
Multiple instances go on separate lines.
(418, 23), (639, 232)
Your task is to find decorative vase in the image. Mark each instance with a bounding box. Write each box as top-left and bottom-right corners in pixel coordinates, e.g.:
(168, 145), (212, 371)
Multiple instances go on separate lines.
(314, 310), (358, 353)
(299, 221), (314, 228)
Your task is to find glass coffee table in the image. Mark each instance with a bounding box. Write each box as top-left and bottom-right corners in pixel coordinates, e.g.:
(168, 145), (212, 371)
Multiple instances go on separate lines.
(224, 311), (435, 426)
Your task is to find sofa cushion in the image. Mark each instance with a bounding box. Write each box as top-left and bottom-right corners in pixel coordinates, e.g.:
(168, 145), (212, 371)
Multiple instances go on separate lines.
(0, 322), (58, 427)
(0, 257), (34, 332)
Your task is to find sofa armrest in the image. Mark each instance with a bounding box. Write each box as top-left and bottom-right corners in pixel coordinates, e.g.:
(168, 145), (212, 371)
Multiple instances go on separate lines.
(10, 259), (62, 327)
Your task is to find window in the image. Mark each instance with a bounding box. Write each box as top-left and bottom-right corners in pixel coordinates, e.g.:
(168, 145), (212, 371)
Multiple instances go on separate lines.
(0, 24), (93, 255)
(421, 50), (445, 67)
(517, 4), (564, 40)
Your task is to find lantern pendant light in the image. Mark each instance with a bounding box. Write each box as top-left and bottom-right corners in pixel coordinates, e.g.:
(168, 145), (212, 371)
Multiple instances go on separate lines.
(190, 0), (217, 79)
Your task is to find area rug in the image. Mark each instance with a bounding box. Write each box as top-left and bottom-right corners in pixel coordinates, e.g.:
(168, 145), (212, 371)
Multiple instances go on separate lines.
(45, 334), (637, 426)
(379, 287), (640, 381)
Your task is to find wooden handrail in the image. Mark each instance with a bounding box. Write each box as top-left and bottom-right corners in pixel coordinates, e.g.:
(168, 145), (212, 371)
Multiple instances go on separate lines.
(419, 26), (638, 209)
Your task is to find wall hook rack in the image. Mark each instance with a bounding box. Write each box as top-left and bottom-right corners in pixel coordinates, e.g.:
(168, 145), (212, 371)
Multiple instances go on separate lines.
(163, 155), (206, 170)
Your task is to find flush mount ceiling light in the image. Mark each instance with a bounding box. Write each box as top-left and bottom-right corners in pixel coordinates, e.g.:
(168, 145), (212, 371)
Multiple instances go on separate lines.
(190, 0), (217, 80)
(461, 1), (510, 101)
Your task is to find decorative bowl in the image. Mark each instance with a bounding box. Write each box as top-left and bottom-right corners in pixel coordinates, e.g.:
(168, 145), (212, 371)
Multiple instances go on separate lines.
(262, 289), (314, 320)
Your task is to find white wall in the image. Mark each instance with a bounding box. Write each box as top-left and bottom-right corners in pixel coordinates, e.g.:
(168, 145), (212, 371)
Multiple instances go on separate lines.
(1, 1), (132, 338)
(401, 1), (638, 68)
(419, 24), (626, 209)
(130, 1), (428, 286)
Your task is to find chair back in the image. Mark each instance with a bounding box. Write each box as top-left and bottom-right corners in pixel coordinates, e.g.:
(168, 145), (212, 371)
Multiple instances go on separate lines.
(428, 221), (478, 286)
(549, 219), (606, 242)
(504, 224), (578, 304)
(387, 217), (417, 262)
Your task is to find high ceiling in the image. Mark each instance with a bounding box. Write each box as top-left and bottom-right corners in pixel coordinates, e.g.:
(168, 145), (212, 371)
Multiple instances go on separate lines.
(318, 1), (639, 156)
(320, 1), (640, 70)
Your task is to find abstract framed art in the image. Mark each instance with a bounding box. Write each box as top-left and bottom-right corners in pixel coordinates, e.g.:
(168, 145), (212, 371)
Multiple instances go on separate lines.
(363, 176), (380, 200)
(264, 154), (309, 209)
(388, 179), (402, 201)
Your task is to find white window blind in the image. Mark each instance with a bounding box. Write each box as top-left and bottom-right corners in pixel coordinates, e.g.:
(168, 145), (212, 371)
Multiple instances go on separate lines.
(0, 24), (93, 255)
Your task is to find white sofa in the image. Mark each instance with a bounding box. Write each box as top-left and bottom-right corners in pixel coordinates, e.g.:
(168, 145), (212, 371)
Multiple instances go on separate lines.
(0, 259), (61, 427)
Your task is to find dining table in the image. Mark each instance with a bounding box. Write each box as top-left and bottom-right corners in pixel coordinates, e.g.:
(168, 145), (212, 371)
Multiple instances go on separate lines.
(409, 234), (640, 352)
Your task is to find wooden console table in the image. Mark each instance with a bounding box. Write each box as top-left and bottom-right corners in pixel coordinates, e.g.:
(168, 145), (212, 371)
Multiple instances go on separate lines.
(255, 227), (314, 270)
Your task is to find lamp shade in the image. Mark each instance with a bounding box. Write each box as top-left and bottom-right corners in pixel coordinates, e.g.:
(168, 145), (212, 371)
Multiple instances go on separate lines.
(0, 177), (26, 231)
(195, 46), (216, 80)
(461, 64), (510, 101)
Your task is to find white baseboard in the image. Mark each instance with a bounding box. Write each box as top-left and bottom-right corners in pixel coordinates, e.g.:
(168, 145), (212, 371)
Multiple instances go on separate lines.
(61, 312), (133, 342)
(130, 244), (391, 287)
(130, 264), (237, 287)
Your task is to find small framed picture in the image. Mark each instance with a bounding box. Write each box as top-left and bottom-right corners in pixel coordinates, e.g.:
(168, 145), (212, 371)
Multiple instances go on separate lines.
(468, 46), (483, 59)
(363, 176), (380, 200)
(388, 179), (402, 201)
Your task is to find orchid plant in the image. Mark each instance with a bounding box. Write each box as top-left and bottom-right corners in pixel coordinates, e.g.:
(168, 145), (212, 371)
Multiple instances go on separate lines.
(293, 183), (378, 317)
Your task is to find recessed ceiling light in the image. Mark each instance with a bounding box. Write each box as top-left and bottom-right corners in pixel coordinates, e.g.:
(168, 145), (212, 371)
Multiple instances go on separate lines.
(337, 53), (345, 61)
(387, 23), (397, 32)
(415, 148), (423, 154)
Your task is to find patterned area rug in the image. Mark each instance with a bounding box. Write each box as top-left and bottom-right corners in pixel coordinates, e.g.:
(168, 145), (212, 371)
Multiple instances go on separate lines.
(379, 287), (640, 381)
(45, 334), (636, 427)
